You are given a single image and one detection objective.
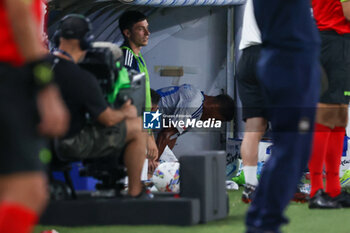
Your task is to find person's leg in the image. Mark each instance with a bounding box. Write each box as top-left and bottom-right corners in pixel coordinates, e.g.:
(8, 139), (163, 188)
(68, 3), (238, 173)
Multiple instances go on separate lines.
(0, 68), (49, 233)
(329, 109), (350, 207)
(307, 105), (346, 208)
(241, 118), (267, 204)
(325, 126), (345, 197)
(325, 105), (347, 197)
(0, 173), (48, 233)
(124, 117), (147, 197)
(236, 45), (266, 189)
(308, 105), (335, 197)
(246, 0), (320, 228)
(246, 62), (319, 232)
(313, 31), (350, 201)
(241, 117), (267, 186)
(0, 125), (48, 233)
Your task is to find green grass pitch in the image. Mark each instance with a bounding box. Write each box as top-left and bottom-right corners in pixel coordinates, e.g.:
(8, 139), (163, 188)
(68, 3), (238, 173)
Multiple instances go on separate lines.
(35, 188), (350, 233)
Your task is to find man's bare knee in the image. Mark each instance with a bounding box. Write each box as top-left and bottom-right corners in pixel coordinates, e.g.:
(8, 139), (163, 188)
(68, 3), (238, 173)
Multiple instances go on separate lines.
(245, 117), (267, 132)
(125, 117), (144, 141)
(316, 103), (339, 127)
(336, 105), (348, 127)
(0, 172), (48, 214)
(126, 117), (141, 132)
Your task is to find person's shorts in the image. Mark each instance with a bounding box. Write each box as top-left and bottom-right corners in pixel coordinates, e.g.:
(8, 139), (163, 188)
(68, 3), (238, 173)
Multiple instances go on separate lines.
(237, 45), (267, 121)
(58, 122), (127, 162)
(319, 31), (350, 104)
(0, 63), (46, 174)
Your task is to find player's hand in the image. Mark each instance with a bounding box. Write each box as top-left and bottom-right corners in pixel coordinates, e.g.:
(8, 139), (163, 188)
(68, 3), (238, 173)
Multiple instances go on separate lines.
(156, 127), (179, 157)
(37, 85), (70, 137)
(121, 99), (137, 119)
(147, 134), (159, 161)
(148, 159), (159, 179)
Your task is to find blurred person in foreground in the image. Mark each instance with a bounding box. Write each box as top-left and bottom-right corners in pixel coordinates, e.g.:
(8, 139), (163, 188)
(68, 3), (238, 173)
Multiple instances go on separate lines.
(0, 0), (69, 232)
(245, 0), (321, 232)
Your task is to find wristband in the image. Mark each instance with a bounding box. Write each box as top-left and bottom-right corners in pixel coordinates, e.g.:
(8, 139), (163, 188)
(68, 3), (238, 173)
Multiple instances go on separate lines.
(27, 55), (55, 89)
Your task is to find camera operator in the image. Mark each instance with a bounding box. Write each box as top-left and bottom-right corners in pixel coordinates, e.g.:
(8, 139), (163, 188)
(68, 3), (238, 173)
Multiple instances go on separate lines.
(52, 14), (149, 198)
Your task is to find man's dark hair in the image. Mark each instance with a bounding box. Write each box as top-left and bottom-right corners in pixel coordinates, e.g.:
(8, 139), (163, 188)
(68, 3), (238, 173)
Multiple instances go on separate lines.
(59, 14), (91, 40)
(151, 89), (160, 105)
(119, 11), (147, 39)
(54, 14), (94, 49)
(215, 94), (235, 121)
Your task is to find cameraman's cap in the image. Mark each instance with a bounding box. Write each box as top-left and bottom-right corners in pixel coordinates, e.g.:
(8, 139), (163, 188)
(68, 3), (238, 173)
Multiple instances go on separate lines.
(59, 14), (91, 39)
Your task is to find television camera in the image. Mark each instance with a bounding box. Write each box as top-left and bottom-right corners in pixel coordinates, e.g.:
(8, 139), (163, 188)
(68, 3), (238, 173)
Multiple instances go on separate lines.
(79, 41), (145, 115)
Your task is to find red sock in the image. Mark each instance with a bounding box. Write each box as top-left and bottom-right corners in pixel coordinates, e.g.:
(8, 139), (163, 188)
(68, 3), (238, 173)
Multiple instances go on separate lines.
(308, 123), (332, 197)
(0, 202), (38, 233)
(325, 126), (345, 197)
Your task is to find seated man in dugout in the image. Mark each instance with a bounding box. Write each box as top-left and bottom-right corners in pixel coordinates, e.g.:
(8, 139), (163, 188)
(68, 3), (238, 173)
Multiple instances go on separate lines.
(51, 14), (149, 198)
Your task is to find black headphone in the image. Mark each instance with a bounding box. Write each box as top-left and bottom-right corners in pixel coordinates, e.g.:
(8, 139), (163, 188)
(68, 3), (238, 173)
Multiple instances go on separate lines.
(53, 14), (94, 50)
